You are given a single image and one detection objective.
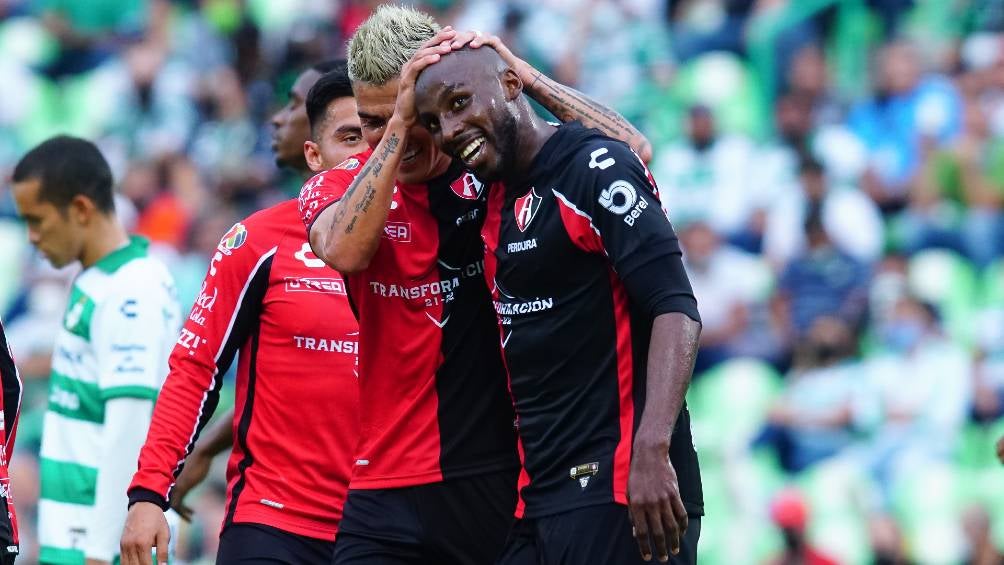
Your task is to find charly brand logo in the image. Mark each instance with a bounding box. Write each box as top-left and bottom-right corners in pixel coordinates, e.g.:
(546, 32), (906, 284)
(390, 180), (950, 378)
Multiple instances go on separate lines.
(514, 188), (543, 232)
(450, 172), (484, 200)
(294, 242), (326, 268)
(588, 147), (615, 170)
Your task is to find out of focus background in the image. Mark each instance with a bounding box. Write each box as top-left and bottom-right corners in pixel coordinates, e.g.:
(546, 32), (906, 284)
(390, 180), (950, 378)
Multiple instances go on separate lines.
(0, 0), (1002, 563)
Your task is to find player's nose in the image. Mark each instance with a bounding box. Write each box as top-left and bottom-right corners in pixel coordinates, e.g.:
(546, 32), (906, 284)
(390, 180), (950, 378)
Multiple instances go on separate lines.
(440, 115), (465, 150)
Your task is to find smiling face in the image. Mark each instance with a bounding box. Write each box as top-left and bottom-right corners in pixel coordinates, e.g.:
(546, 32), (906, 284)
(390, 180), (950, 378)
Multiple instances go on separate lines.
(353, 78), (452, 184)
(414, 48), (521, 183)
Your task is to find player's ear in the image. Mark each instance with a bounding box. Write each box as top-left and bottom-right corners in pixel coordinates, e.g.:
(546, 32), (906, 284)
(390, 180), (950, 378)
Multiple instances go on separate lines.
(304, 141), (324, 173)
(69, 194), (97, 225)
(501, 68), (522, 101)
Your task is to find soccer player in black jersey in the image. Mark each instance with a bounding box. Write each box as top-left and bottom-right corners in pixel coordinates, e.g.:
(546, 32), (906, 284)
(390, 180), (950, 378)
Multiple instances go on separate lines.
(414, 48), (704, 564)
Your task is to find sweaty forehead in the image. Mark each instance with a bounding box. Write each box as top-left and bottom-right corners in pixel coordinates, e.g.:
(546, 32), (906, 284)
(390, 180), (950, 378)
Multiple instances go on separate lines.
(417, 48), (506, 98)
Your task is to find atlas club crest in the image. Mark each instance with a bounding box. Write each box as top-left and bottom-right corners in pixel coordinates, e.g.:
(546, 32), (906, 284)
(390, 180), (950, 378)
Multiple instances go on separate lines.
(514, 188), (542, 232)
(450, 172), (484, 200)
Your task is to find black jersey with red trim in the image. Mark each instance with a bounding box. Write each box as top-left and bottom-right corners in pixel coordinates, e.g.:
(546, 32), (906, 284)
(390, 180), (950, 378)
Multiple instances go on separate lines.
(481, 123), (703, 519)
(129, 200), (359, 540)
(299, 150), (517, 490)
(0, 319), (21, 552)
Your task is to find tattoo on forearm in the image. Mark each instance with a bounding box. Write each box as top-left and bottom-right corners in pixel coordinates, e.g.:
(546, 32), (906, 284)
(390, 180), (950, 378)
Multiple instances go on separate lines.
(328, 133), (402, 237)
(534, 77), (642, 144)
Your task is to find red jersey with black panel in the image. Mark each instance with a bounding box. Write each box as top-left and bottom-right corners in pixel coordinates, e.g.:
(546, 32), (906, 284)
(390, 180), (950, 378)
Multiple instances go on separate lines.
(299, 149), (517, 490)
(129, 199), (359, 540)
(482, 123), (703, 519)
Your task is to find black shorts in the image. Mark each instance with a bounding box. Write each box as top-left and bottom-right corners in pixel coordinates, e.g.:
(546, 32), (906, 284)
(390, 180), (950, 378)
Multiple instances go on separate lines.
(496, 504), (700, 565)
(217, 523), (335, 565)
(332, 470), (518, 565)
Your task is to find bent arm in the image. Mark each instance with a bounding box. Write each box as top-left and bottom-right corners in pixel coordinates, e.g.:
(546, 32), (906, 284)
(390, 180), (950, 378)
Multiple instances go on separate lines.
(309, 124), (408, 273)
(473, 37), (652, 161)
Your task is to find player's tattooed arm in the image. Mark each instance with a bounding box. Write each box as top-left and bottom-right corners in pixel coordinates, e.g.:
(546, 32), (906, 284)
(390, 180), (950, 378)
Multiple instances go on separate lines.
(312, 39), (449, 273)
(458, 33), (653, 162)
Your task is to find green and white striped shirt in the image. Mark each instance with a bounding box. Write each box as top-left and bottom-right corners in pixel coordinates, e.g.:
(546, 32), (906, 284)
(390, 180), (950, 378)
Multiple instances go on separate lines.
(38, 236), (180, 564)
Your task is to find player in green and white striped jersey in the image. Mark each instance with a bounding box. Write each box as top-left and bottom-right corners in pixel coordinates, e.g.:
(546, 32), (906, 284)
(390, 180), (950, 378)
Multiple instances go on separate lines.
(12, 137), (181, 565)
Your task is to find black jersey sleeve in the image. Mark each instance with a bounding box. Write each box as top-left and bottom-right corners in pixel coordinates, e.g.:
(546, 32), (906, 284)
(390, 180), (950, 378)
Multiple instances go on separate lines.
(554, 139), (700, 323)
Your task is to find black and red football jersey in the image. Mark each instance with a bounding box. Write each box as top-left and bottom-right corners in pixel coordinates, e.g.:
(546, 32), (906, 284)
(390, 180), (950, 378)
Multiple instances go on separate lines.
(299, 150), (518, 490)
(482, 123), (704, 519)
(0, 318), (20, 552)
(129, 200), (359, 540)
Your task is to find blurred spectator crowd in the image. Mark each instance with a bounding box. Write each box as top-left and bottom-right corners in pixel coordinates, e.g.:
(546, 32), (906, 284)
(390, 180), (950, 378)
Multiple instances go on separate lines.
(0, 0), (1003, 563)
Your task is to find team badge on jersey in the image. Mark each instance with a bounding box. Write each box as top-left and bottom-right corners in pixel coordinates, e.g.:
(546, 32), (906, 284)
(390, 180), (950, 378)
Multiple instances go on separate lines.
(450, 173), (484, 200)
(335, 157), (361, 171)
(569, 462), (599, 490)
(220, 223), (248, 252)
(514, 188), (542, 232)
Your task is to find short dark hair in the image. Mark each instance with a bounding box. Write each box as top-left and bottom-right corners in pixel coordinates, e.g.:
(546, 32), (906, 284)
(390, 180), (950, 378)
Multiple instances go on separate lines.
(12, 135), (115, 213)
(306, 60), (354, 138)
(311, 59), (344, 74)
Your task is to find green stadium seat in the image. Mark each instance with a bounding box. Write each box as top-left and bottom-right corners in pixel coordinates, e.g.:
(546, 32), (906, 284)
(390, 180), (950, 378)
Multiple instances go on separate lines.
(669, 52), (766, 139)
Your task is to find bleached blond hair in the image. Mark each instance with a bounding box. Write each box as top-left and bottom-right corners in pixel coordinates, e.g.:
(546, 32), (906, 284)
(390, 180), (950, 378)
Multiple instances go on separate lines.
(347, 5), (441, 85)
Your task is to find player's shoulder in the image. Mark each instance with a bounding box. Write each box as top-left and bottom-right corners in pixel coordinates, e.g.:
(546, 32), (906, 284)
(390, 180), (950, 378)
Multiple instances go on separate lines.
(301, 149), (373, 192)
(569, 135), (639, 173)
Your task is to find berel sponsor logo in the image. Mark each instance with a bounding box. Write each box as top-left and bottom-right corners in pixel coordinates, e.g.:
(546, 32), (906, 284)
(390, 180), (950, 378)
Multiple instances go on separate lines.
(284, 277), (346, 295)
(599, 179), (649, 225)
(293, 335), (358, 353)
(383, 221), (411, 242)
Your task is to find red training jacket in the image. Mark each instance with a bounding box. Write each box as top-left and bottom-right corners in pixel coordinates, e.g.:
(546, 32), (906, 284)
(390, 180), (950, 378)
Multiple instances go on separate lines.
(129, 200), (359, 540)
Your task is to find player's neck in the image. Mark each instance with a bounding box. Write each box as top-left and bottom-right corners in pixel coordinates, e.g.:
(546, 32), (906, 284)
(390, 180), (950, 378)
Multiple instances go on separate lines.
(79, 217), (130, 269)
(508, 110), (555, 182)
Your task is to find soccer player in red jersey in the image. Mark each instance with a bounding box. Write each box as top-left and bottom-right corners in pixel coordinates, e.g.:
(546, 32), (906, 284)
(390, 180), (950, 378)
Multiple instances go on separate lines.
(298, 6), (652, 564)
(120, 61), (364, 565)
(413, 47), (703, 564)
(0, 319), (21, 565)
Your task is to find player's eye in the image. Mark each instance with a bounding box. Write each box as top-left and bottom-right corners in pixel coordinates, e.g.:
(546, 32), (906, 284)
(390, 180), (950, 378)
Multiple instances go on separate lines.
(451, 96), (469, 111)
(343, 133), (363, 144)
(424, 117), (441, 133)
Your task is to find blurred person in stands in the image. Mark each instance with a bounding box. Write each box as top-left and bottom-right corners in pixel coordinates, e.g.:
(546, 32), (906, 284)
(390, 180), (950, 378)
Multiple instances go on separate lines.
(772, 206), (870, 354)
(0, 318), (23, 564)
(121, 61), (362, 565)
(680, 220), (779, 373)
(848, 40), (962, 214)
(651, 105), (758, 248)
(961, 506), (1003, 565)
(859, 296), (970, 555)
(971, 309), (1004, 425)
(763, 488), (838, 565)
(764, 157), (884, 267)
(38, 0), (152, 78)
(10, 136), (181, 565)
(755, 317), (862, 474)
(905, 95), (1004, 267)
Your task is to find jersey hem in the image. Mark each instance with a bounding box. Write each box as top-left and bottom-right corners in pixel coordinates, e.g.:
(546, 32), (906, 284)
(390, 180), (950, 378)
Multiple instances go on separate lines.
(520, 496), (705, 519)
(229, 510), (338, 541)
(349, 457), (518, 490)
